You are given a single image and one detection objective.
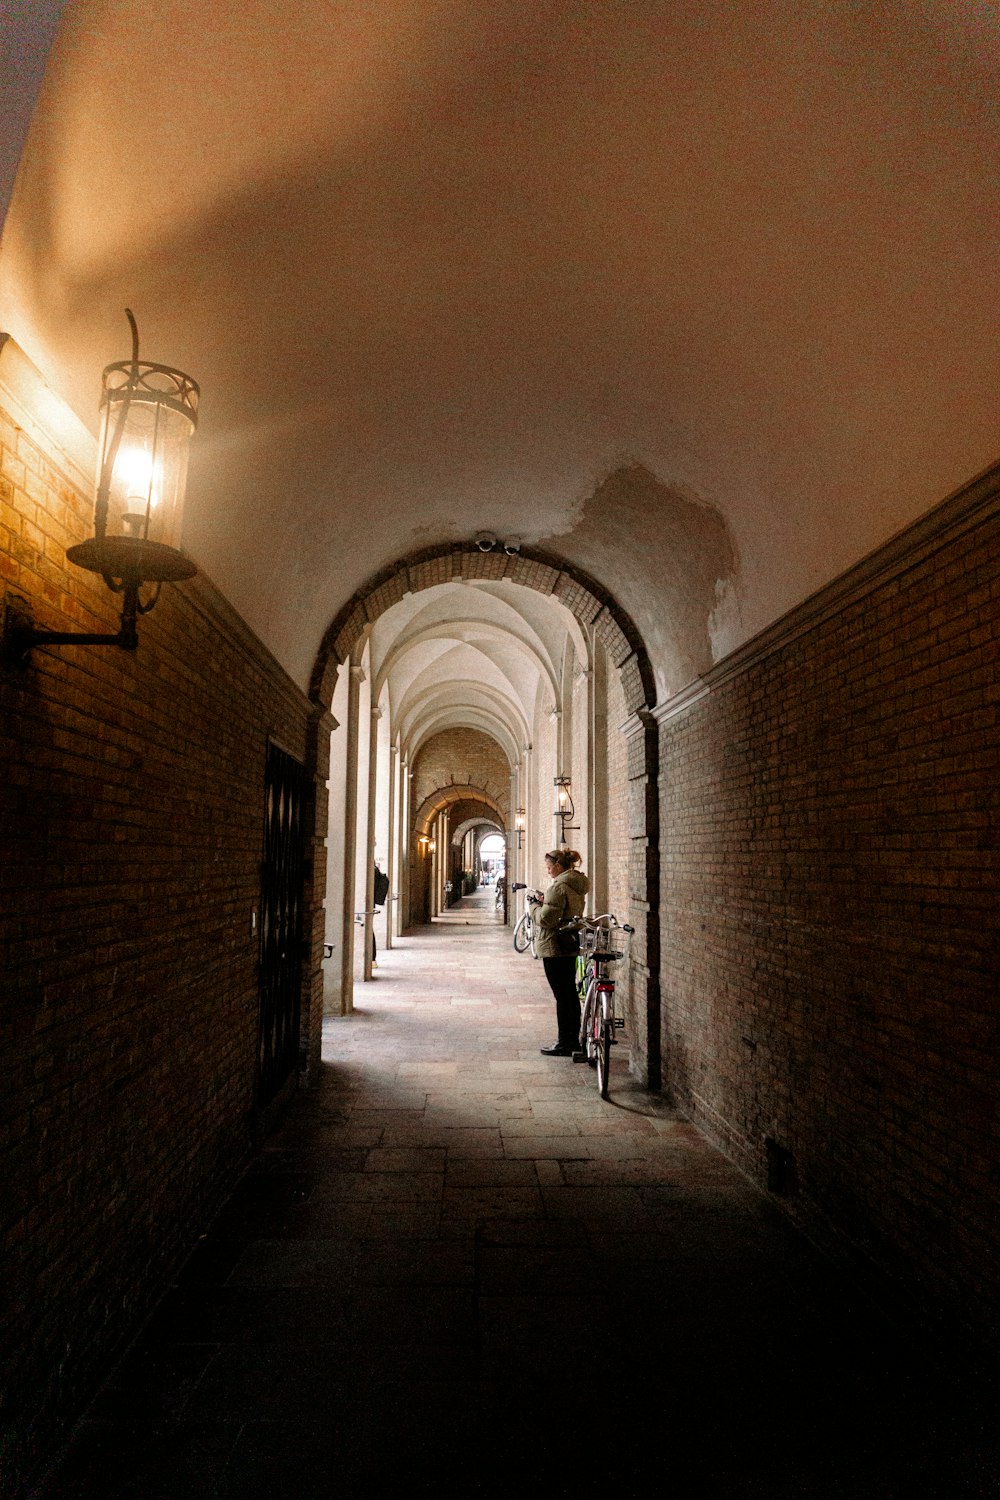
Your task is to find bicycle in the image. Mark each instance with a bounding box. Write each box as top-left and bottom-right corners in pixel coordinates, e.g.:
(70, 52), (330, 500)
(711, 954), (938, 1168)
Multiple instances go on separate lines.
(510, 882), (537, 956)
(571, 913), (633, 1099)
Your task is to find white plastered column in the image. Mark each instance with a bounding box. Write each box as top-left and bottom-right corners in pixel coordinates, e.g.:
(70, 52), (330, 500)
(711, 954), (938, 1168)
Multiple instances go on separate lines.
(440, 807), (451, 908)
(398, 762), (411, 933)
(508, 767), (518, 920)
(587, 628), (608, 916)
(362, 702), (381, 980)
(522, 752), (531, 885)
(385, 742), (398, 952)
(339, 661), (364, 1015)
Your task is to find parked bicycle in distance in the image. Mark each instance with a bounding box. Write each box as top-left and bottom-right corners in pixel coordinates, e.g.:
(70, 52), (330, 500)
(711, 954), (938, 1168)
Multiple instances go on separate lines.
(571, 913), (634, 1098)
(510, 882), (538, 956)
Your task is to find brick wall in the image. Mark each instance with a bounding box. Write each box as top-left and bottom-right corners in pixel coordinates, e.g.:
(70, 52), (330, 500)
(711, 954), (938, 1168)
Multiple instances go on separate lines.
(0, 341), (324, 1488)
(411, 728), (510, 822)
(659, 478), (1000, 1342)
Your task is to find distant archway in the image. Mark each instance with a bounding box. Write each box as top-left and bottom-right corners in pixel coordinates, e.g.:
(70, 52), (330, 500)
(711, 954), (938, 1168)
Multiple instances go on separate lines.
(412, 784), (505, 838)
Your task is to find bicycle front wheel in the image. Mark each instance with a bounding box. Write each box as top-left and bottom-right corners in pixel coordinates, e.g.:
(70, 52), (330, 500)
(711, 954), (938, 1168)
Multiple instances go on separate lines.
(582, 983), (598, 1066)
(596, 1012), (612, 1099)
(512, 912), (532, 953)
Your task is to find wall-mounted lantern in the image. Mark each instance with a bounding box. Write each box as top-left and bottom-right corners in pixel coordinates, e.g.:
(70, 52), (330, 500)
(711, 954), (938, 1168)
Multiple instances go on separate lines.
(515, 808), (525, 850)
(4, 310), (199, 663)
(553, 776), (578, 845)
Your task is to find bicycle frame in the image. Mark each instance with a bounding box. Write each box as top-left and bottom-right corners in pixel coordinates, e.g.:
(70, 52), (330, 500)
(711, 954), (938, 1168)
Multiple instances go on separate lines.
(510, 881), (538, 957)
(571, 913), (632, 1098)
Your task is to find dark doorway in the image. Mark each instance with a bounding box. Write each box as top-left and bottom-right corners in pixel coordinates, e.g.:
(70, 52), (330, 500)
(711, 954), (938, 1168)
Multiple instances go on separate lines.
(257, 740), (307, 1110)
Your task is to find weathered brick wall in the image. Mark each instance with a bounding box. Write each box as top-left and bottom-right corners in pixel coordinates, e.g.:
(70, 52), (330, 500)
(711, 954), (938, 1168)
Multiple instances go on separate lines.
(412, 728), (510, 821)
(660, 484), (1000, 1342)
(0, 343), (323, 1488)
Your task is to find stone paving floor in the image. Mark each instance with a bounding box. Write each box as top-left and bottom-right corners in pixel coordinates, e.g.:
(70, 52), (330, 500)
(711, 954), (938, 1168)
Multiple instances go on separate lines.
(35, 893), (998, 1497)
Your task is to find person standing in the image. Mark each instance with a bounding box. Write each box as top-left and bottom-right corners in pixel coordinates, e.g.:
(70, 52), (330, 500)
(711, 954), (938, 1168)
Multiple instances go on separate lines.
(528, 848), (589, 1056)
(372, 860), (389, 969)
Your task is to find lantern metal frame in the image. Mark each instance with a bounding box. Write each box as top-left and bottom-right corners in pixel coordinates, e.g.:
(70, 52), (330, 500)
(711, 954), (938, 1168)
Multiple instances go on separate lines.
(553, 776), (578, 844)
(3, 310), (198, 664)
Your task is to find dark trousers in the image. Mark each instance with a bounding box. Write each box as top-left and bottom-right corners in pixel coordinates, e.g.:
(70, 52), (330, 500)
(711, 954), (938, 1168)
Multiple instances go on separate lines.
(543, 956), (580, 1048)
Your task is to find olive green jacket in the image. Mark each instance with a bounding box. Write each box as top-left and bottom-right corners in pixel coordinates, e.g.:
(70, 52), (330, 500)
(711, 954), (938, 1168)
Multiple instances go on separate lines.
(528, 869), (589, 958)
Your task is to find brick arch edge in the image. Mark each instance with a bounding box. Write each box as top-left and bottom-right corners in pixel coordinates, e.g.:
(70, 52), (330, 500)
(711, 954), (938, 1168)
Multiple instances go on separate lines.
(305, 541), (661, 1091)
(413, 786), (505, 839)
(308, 542), (656, 714)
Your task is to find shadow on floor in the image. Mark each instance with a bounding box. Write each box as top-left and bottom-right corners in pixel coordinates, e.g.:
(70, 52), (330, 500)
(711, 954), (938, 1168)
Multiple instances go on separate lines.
(32, 923), (1000, 1499)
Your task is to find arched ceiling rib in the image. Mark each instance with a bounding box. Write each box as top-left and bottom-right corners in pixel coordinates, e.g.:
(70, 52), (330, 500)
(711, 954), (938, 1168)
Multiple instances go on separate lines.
(360, 577), (583, 768)
(374, 617), (559, 704)
(403, 700), (522, 771)
(413, 786), (504, 838)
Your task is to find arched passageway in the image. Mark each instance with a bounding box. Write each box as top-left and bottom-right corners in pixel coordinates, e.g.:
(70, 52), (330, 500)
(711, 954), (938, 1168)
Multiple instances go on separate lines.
(312, 542), (661, 1088)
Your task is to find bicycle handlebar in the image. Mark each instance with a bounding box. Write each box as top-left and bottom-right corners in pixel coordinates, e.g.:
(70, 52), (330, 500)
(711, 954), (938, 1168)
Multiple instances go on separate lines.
(569, 913), (634, 934)
(510, 888), (634, 935)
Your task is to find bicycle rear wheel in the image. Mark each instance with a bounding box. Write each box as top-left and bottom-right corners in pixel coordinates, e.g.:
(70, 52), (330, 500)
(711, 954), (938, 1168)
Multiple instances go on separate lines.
(596, 1012), (612, 1099)
(512, 912), (532, 953)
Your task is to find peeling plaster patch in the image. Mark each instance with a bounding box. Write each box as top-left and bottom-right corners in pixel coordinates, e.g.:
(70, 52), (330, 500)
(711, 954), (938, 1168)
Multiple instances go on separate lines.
(546, 463), (737, 699)
(708, 575), (744, 663)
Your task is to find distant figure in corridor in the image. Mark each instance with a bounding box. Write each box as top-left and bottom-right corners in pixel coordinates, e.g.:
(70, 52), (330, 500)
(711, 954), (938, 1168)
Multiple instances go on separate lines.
(372, 860), (389, 968)
(529, 848), (589, 1056)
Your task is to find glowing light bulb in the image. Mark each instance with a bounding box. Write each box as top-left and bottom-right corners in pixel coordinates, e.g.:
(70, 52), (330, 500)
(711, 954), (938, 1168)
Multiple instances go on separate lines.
(116, 445), (159, 503)
(114, 445), (162, 538)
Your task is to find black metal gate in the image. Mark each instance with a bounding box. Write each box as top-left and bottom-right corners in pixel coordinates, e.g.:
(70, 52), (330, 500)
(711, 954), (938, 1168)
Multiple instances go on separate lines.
(258, 741), (307, 1109)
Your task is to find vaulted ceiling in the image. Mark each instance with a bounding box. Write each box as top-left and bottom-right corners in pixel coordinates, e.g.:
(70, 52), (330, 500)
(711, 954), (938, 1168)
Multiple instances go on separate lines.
(4, 0), (998, 698)
(369, 579), (583, 763)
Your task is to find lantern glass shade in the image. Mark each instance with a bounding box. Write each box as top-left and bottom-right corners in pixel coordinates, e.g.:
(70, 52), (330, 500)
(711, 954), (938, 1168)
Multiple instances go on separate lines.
(68, 357), (199, 583)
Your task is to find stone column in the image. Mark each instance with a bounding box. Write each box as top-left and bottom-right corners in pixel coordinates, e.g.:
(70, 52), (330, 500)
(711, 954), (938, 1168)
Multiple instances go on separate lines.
(362, 703), (381, 980)
(385, 742), (398, 952)
(550, 706), (564, 848)
(441, 807), (451, 906)
(622, 709), (661, 1091)
(339, 662), (364, 1015)
(398, 762), (411, 934)
(522, 744), (532, 884)
(588, 631), (608, 915)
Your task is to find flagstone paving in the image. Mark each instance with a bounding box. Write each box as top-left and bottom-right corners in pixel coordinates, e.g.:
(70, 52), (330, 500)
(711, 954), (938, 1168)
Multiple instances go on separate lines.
(36, 894), (998, 1497)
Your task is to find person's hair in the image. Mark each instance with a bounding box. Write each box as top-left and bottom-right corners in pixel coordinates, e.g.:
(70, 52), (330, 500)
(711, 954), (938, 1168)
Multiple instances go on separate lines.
(544, 848), (582, 871)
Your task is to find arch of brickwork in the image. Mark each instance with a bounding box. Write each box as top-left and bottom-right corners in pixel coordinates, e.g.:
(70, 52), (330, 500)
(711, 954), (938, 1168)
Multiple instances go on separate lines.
(413, 788), (503, 839)
(452, 815), (503, 847)
(309, 542), (655, 714)
(308, 542), (661, 1090)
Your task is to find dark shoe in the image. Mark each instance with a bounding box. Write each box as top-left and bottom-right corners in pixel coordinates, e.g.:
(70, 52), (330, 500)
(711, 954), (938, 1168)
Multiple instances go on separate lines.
(540, 1042), (575, 1056)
